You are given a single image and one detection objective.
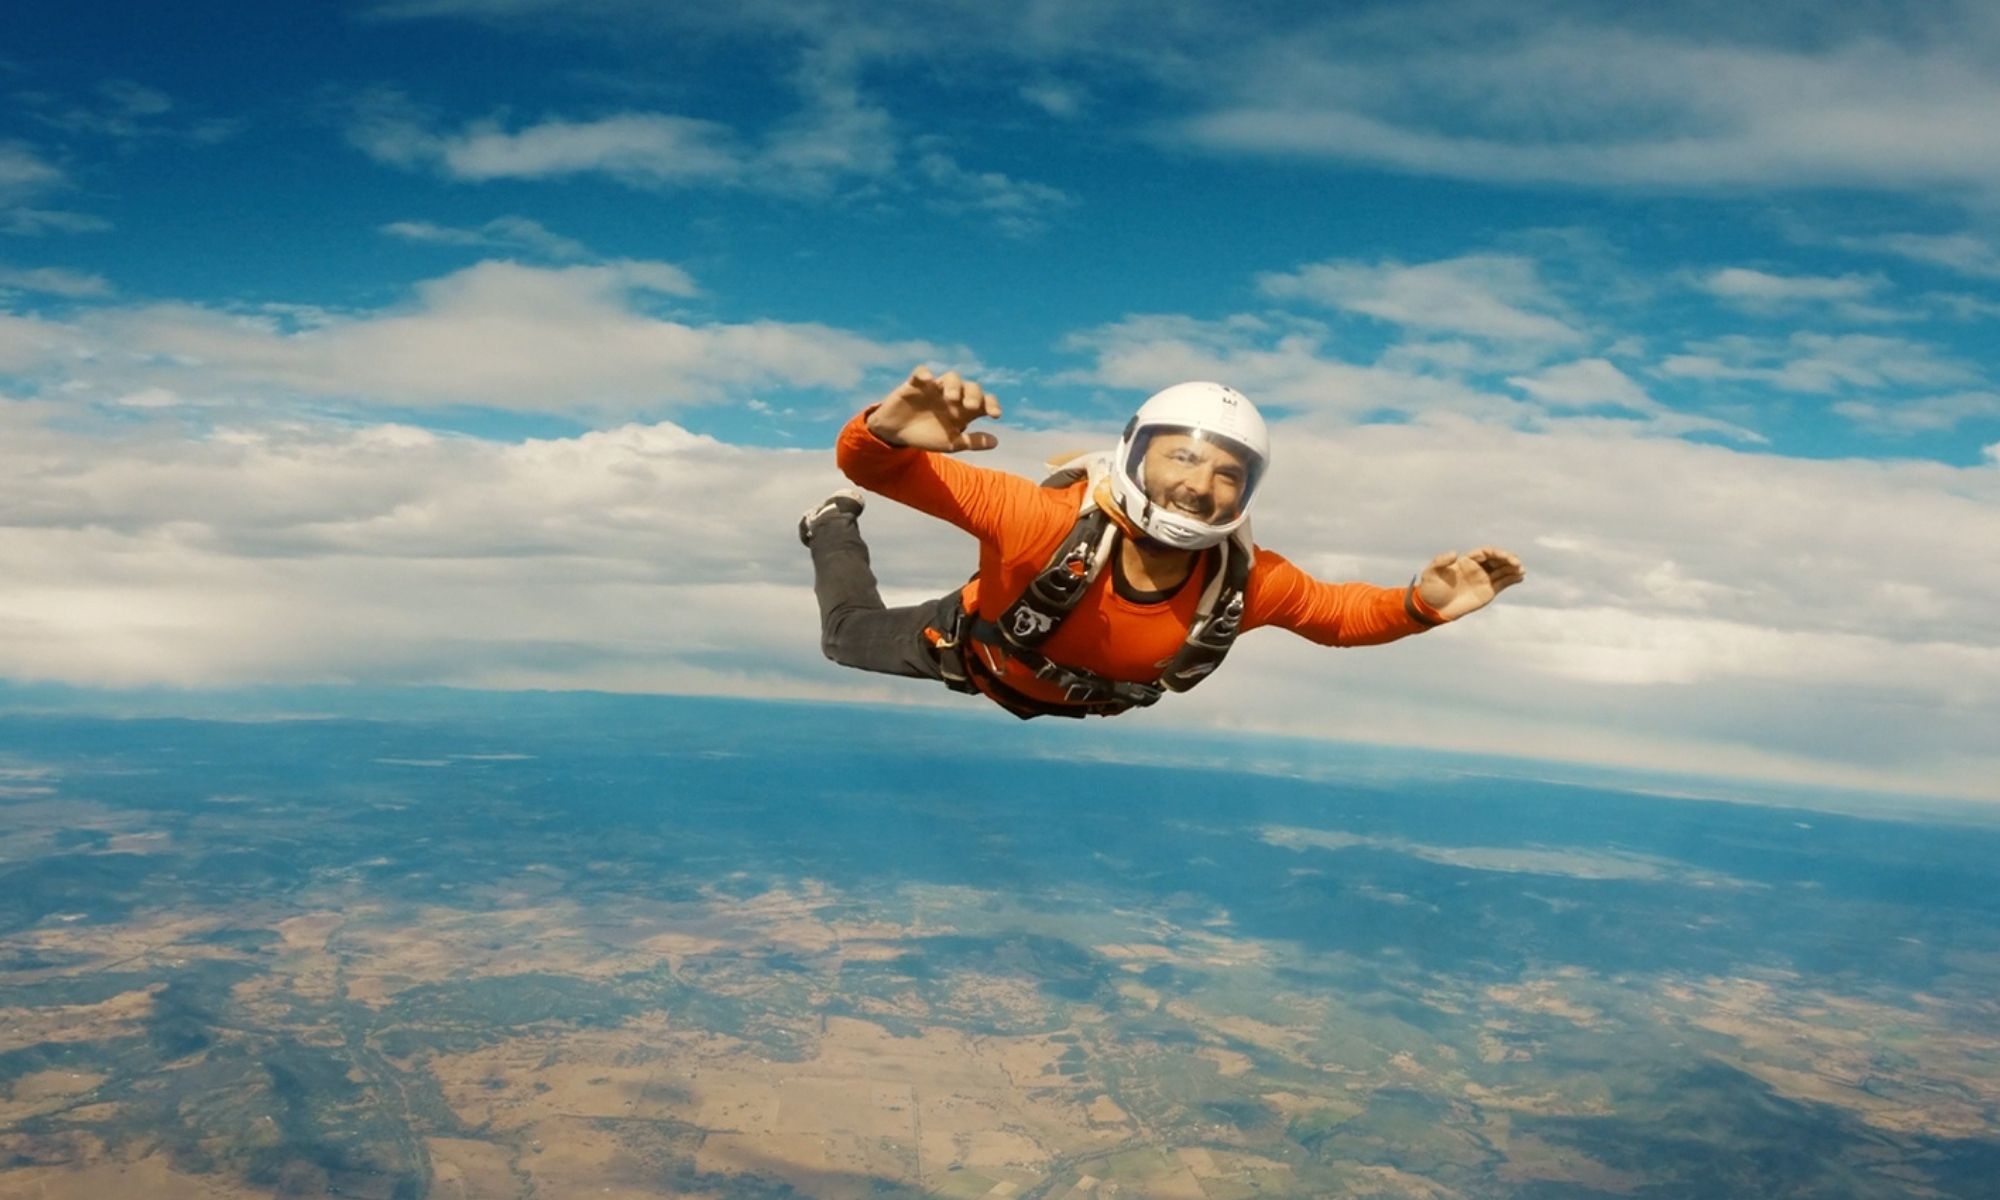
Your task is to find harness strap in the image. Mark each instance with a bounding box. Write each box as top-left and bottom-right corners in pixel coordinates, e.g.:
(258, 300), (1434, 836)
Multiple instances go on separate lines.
(990, 510), (1116, 651)
(966, 617), (1163, 714)
(1158, 534), (1252, 692)
(964, 644), (1120, 716)
(927, 593), (979, 696)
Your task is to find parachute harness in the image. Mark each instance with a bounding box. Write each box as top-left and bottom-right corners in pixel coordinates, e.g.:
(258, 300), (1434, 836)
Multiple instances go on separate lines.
(934, 493), (1254, 720)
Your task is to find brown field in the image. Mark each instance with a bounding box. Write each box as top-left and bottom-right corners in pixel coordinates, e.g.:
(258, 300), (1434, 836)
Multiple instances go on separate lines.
(421, 1012), (1124, 1197)
(0, 1151), (261, 1200)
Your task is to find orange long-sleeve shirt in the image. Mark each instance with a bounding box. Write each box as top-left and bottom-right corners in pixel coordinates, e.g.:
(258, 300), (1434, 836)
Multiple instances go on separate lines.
(836, 409), (1442, 714)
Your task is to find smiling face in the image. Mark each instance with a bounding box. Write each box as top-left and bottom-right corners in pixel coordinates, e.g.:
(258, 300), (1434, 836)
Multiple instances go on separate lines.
(1140, 432), (1249, 524)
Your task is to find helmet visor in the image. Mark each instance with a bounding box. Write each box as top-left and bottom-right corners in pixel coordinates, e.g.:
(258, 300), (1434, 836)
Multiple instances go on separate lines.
(1125, 425), (1266, 526)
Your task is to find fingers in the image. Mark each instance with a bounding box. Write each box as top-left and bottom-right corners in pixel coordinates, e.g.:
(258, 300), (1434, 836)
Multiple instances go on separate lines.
(955, 430), (1000, 452)
(933, 370), (1001, 422)
(896, 365), (935, 401)
(886, 365), (935, 412)
(1469, 546), (1526, 590)
(899, 366), (1003, 418)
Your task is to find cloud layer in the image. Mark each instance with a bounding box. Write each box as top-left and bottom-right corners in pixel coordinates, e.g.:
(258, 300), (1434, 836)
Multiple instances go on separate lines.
(3, 378), (1994, 799)
(4, 260), (931, 414)
(360, 0), (2000, 201)
(5, 242), (1998, 799)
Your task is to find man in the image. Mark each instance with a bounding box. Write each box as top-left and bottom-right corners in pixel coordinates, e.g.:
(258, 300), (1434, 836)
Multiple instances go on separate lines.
(801, 366), (1524, 719)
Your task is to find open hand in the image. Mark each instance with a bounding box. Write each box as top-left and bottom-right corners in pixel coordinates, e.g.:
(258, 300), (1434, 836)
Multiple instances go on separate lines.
(865, 367), (1001, 453)
(1416, 547), (1526, 621)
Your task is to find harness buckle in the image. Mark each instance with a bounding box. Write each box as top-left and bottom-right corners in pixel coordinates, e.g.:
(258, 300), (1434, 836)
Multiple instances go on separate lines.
(1114, 681), (1163, 708)
(1027, 536), (1095, 606)
(931, 599), (978, 694)
(1189, 590), (1245, 649)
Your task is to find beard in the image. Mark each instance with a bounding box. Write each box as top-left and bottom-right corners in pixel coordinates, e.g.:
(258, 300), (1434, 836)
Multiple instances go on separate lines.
(1149, 483), (1217, 522)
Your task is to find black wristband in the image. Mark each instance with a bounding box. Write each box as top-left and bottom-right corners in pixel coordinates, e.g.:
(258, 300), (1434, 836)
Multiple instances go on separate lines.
(1404, 580), (1444, 627)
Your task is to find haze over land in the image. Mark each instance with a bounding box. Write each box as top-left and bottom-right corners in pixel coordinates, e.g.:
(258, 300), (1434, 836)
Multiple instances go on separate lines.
(3, 695), (1998, 1198)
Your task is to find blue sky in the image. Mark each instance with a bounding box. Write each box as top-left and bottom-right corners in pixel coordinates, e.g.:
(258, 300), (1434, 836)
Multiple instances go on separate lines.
(3, 0), (1998, 801)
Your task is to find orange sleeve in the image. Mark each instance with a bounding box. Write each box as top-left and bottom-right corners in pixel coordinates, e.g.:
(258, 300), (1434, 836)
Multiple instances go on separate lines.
(1242, 546), (1446, 646)
(835, 406), (1057, 544)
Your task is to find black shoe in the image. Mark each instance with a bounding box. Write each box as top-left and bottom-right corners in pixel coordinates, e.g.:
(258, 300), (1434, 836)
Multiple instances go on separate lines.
(798, 488), (865, 545)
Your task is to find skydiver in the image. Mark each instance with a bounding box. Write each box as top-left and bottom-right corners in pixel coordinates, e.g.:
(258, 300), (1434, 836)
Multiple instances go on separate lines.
(800, 367), (1524, 718)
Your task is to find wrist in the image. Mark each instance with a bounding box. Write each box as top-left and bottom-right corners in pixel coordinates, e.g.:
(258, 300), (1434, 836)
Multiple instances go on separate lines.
(861, 404), (907, 448)
(1404, 578), (1447, 627)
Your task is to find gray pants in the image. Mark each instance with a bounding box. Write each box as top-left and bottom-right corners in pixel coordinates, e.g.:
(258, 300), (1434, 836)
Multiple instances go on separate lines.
(808, 510), (958, 681)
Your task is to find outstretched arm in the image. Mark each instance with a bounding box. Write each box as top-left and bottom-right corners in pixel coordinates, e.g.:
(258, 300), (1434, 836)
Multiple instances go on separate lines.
(866, 367), (1002, 453)
(838, 366), (1066, 546)
(1413, 547), (1526, 621)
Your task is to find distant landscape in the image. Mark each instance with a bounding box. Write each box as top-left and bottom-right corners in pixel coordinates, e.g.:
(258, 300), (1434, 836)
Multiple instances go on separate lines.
(3, 693), (1997, 1198)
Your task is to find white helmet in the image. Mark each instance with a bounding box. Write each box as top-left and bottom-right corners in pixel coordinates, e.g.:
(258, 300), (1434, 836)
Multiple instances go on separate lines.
(1109, 382), (1269, 550)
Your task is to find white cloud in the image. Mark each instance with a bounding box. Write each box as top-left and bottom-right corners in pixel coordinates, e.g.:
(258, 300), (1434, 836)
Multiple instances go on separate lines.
(1259, 255), (1582, 344)
(914, 151), (1071, 236)
(1928, 292), (2000, 322)
(0, 209), (112, 236)
(1660, 333), (1980, 395)
(450, 113), (743, 182)
(0, 265), (111, 297)
(4, 261), (922, 414)
(598, 259), (700, 297)
(342, 66), (902, 196)
(114, 387), (180, 409)
(1068, 308), (1735, 437)
(0, 142), (63, 198)
(22, 79), (238, 145)
(1175, 16), (2000, 200)
(353, 2), (2000, 202)
(1508, 358), (1650, 410)
(1066, 312), (1526, 427)
(372, 111), (744, 185)
(0, 142), (103, 235)
(1251, 420), (1984, 636)
(1838, 232), (2000, 280)
(1505, 358), (1756, 440)
(1696, 268), (1903, 321)
(0, 311), (84, 371)
(382, 216), (591, 260)
(1833, 391), (2000, 435)
(1020, 82), (1084, 119)
(0, 416), (832, 688)
(343, 71), (1060, 227)
(759, 57), (899, 191)
(1234, 418), (2000, 795)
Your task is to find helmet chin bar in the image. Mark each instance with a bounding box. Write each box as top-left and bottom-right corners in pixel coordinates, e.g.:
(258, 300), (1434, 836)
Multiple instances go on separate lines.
(1125, 492), (1233, 551)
